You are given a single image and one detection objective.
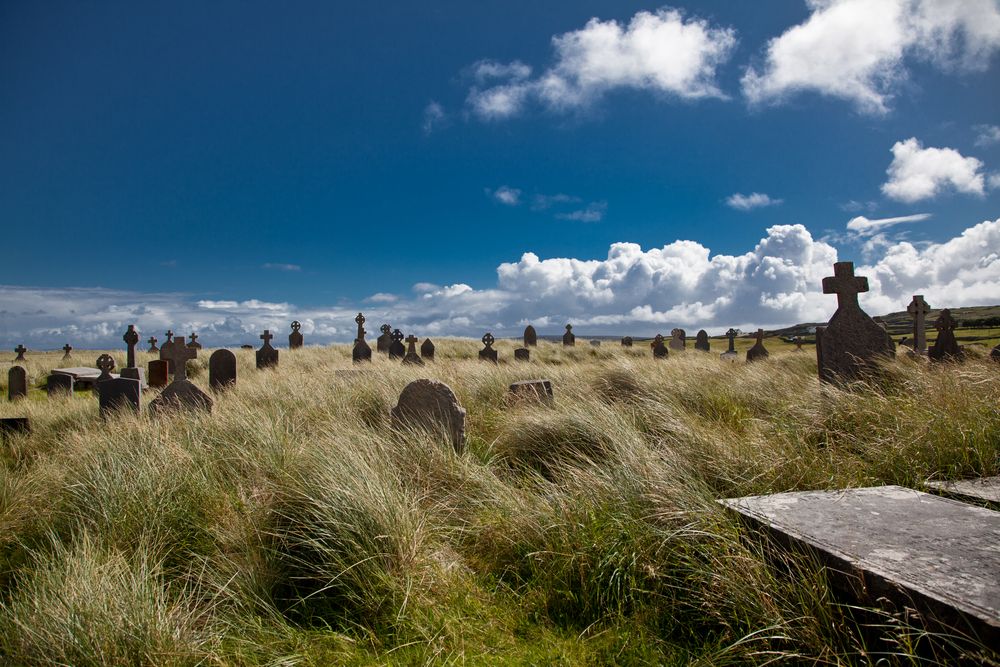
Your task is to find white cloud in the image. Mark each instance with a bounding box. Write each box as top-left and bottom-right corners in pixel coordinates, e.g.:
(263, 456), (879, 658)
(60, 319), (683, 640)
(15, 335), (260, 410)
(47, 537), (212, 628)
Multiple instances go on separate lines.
(989, 172), (1000, 189)
(422, 101), (447, 134)
(975, 124), (1000, 147)
(742, 0), (1000, 114)
(846, 212), (931, 236)
(881, 137), (986, 202)
(840, 200), (879, 213)
(488, 185), (522, 206)
(466, 8), (736, 119)
(726, 192), (784, 210)
(366, 293), (398, 303)
(261, 263), (302, 272)
(555, 201), (607, 222)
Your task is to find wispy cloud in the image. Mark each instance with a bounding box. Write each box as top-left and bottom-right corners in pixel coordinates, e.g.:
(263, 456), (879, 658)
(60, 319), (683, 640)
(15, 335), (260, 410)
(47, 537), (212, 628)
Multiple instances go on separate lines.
(486, 185), (522, 206)
(261, 263), (302, 272)
(555, 201), (607, 222)
(422, 101), (447, 134)
(846, 213), (931, 236)
(974, 123), (1000, 147)
(725, 192), (783, 211)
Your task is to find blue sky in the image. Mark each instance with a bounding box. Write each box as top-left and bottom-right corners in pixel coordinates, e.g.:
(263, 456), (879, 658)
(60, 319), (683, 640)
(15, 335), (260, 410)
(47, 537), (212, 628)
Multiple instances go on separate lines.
(2, 0), (999, 347)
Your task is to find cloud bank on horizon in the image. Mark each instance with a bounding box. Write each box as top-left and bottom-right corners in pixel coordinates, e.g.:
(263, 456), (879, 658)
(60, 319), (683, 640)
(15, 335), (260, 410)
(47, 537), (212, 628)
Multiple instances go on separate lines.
(3, 217), (998, 349)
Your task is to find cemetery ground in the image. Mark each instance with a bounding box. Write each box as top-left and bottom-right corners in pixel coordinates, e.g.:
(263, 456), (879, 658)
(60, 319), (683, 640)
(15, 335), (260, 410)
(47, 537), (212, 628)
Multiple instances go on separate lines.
(1, 339), (999, 665)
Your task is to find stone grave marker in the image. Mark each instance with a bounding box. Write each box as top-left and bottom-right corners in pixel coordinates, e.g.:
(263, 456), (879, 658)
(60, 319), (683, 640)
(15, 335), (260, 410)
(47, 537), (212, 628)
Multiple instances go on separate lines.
(652, 334), (668, 359)
(390, 379), (466, 453)
(992, 344), (1000, 363)
(669, 328), (686, 351)
(160, 330), (176, 372)
(745, 329), (769, 362)
(7, 366), (28, 401)
(589, 340), (601, 347)
(793, 336), (804, 352)
(817, 262), (893, 384)
(62, 343), (73, 360)
(149, 342), (212, 414)
(98, 377), (141, 418)
(402, 335), (424, 366)
(352, 313), (372, 363)
(187, 333), (202, 349)
(288, 321), (304, 349)
(621, 336), (633, 347)
(907, 295), (931, 355)
(14, 344), (27, 362)
(256, 330), (279, 369)
(0, 417), (30, 437)
(420, 338), (435, 360)
(240, 344), (253, 350)
(148, 360), (169, 388)
(148, 336), (159, 353)
(720, 486), (1000, 646)
(388, 328), (405, 360)
(562, 324), (575, 346)
(377, 324), (392, 354)
(514, 347), (530, 361)
(524, 325), (537, 347)
(694, 330), (710, 352)
(509, 379), (553, 404)
(928, 309), (963, 362)
(95, 353), (116, 383)
(873, 317), (896, 355)
(209, 349), (237, 391)
(479, 333), (498, 363)
(925, 476), (1000, 506)
(120, 325), (146, 385)
(47, 372), (74, 396)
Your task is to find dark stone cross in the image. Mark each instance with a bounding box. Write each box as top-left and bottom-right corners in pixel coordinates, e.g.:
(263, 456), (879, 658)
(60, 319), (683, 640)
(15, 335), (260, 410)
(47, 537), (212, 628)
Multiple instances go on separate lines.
(929, 308), (963, 361)
(563, 324), (575, 347)
(403, 334), (424, 366)
(907, 295), (931, 354)
(123, 325), (140, 368)
(388, 328), (405, 360)
(823, 261), (867, 309)
(288, 320), (303, 349)
(352, 313), (372, 363)
(148, 336), (158, 353)
(479, 332), (498, 363)
(160, 330), (176, 372)
(187, 332), (202, 349)
(62, 343), (73, 359)
(95, 353), (116, 382)
(14, 344), (26, 362)
(725, 328), (737, 353)
(793, 336), (804, 351)
(256, 329), (279, 369)
(163, 338), (197, 381)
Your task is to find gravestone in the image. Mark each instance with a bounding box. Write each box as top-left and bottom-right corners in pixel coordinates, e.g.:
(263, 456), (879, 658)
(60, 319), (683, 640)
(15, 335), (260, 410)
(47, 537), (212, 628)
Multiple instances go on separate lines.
(148, 360), (169, 388)
(562, 324), (575, 346)
(149, 342), (212, 414)
(420, 338), (435, 360)
(669, 328), (686, 351)
(122, 323), (140, 369)
(524, 325), (537, 347)
(187, 333), (202, 349)
(288, 321), (304, 349)
(98, 377), (141, 418)
(509, 379), (554, 404)
(390, 379), (466, 453)
(388, 329), (405, 360)
(14, 344), (26, 362)
(256, 330), (279, 369)
(377, 324), (392, 354)
(720, 486), (1000, 646)
(46, 372), (74, 396)
(817, 262), (893, 384)
(745, 329), (769, 362)
(873, 317), (896, 355)
(62, 343), (73, 360)
(159, 330), (176, 372)
(0, 417), (30, 437)
(928, 309), (963, 362)
(652, 334), (668, 359)
(209, 349), (237, 391)
(479, 333), (498, 363)
(240, 344), (253, 350)
(514, 347), (530, 361)
(621, 336), (633, 347)
(7, 366), (27, 401)
(95, 353), (116, 382)
(148, 336), (159, 353)
(694, 330), (710, 352)
(907, 295), (931, 355)
(720, 328), (739, 362)
(352, 313), (372, 363)
(992, 344), (1000, 363)
(793, 336), (804, 352)
(589, 340), (601, 347)
(402, 335), (424, 366)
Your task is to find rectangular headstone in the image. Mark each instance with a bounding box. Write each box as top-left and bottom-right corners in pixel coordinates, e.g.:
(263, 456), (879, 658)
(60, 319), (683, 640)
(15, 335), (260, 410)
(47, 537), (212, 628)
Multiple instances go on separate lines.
(509, 379), (553, 404)
(925, 476), (1000, 505)
(46, 373), (74, 396)
(0, 417), (30, 437)
(148, 359), (169, 388)
(720, 486), (1000, 645)
(97, 377), (142, 418)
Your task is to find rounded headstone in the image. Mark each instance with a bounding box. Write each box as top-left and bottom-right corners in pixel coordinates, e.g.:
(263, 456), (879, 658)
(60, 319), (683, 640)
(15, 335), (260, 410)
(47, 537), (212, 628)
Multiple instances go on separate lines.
(209, 349), (237, 391)
(390, 379), (466, 453)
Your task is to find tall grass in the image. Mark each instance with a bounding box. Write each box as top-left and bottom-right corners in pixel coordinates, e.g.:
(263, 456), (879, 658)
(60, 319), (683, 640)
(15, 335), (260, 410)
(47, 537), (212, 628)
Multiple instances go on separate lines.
(1, 340), (998, 664)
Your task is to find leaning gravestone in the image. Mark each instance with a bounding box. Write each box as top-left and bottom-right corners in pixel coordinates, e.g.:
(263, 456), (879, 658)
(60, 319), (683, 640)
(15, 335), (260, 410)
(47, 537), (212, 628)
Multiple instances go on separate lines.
(479, 333), (498, 363)
(209, 349), (237, 391)
(621, 336), (633, 347)
(62, 343), (73, 360)
(159, 330), (176, 372)
(147, 336), (159, 353)
(8, 366), (27, 401)
(98, 377), (141, 418)
(390, 379), (466, 453)
(907, 295), (931, 355)
(514, 347), (530, 361)
(402, 335), (424, 366)
(562, 324), (575, 346)
(720, 328), (739, 362)
(148, 360), (169, 388)
(14, 344), (27, 362)
(694, 330), (710, 352)
(289, 321), (304, 349)
(352, 313), (372, 363)
(388, 329), (405, 360)
(816, 262), (893, 384)
(509, 379), (554, 404)
(149, 342), (212, 414)
(746, 329), (769, 363)
(524, 325), (537, 347)
(669, 328), (686, 351)
(187, 333), (202, 349)
(377, 324), (392, 354)
(47, 372), (73, 396)
(256, 330), (279, 369)
(928, 309), (963, 362)
(420, 338), (435, 360)
(652, 334), (668, 359)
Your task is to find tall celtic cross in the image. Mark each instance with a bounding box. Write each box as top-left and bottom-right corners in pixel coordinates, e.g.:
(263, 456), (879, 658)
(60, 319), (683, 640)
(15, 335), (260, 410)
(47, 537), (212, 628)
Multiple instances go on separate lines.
(725, 328), (737, 352)
(163, 338), (197, 381)
(907, 295), (931, 352)
(123, 325), (139, 368)
(822, 261), (868, 310)
(355, 313), (367, 342)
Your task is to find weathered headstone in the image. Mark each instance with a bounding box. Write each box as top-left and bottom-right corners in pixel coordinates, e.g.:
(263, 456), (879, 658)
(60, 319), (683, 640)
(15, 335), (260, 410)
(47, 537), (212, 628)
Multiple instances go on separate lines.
(160, 330), (176, 372)
(402, 335), (424, 366)
(98, 377), (141, 418)
(47, 372), (74, 396)
(256, 330), (279, 369)
(149, 342), (211, 414)
(289, 321), (304, 349)
(148, 359), (169, 388)
(873, 317), (896, 355)
(509, 379), (554, 404)
(514, 347), (530, 361)
(377, 324), (392, 354)
(694, 330), (710, 352)
(148, 336), (159, 353)
(652, 334), (668, 359)
(209, 349), (237, 391)
(589, 340), (601, 347)
(746, 329), (769, 363)
(0, 417), (30, 437)
(420, 338), (435, 360)
(669, 328), (686, 351)
(621, 336), (633, 347)
(906, 295), (931, 355)
(95, 353), (116, 382)
(7, 366), (27, 401)
(62, 343), (73, 360)
(161, 341), (195, 382)
(720, 327), (739, 362)
(928, 309), (963, 362)
(187, 333), (202, 349)
(562, 324), (575, 347)
(479, 333), (498, 363)
(817, 262), (893, 384)
(240, 344), (253, 350)
(524, 325), (537, 347)
(388, 329), (405, 360)
(390, 379), (466, 453)
(352, 313), (372, 363)
(13, 344), (26, 362)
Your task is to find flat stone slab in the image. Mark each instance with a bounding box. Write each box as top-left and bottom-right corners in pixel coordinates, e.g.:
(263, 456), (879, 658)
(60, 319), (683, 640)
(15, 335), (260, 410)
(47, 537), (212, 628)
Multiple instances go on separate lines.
(926, 476), (1000, 505)
(720, 486), (1000, 644)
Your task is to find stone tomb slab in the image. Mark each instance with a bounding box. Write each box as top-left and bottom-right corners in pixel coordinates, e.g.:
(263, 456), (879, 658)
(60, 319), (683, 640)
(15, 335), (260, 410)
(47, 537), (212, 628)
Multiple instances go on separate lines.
(51, 367), (106, 390)
(925, 476), (1000, 506)
(719, 486), (1000, 645)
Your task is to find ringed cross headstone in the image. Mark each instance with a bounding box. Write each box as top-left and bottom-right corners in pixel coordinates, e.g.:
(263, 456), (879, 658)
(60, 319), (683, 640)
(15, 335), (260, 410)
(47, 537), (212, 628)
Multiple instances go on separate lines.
(479, 332), (498, 363)
(562, 324), (575, 347)
(256, 330), (279, 369)
(746, 329), (769, 362)
(907, 295), (931, 355)
(7, 366), (27, 401)
(928, 309), (963, 362)
(95, 353), (116, 383)
(377, 324), (392, 354)
(352, 313), (372, 363)
(402, 335), (424, 366)
(420, 338), (435, 360)
(720, 328), (739, 362)
(14, 344), (27, 362)
(209, 349), (237, 391)
(523, 325), (537, 347)
(387, 328), (405, 360)
(288, 321), (304, 349)
(694, 330), (710, 352)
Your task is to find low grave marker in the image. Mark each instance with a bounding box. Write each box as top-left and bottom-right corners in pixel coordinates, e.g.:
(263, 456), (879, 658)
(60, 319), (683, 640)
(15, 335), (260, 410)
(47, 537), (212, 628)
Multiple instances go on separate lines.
(925, 476), (1000, 506)
(256, 330), (279, 369)
(479, 333), (498, 363)
(8, 366), (27, 401)
(402, 335), (424, 366)
(746, 329), (769, 362)
(621, 336), (633, 347)
(288, 321), (303, 349)
(514, 347), (530, 361)
(420, 338), (435, 360)
(98, 377), (141, 418)
(391, 379), (467, 453)
(694, 330), (710, 352)
(46, 373), (73, 396)
(148, 360), (169, 388)
(509, 379), (553, 404)
(209, 349), (237, 390)
(0, 417), (30, 437)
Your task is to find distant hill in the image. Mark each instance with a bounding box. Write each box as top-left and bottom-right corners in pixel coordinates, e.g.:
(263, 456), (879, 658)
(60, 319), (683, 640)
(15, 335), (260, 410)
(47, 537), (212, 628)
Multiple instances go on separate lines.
(768, 304), (1000, 340)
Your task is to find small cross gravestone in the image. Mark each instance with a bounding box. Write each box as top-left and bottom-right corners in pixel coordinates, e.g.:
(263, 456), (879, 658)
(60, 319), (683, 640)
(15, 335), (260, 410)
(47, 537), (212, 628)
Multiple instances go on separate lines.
(523, 325), (537, 347)
(209, 349), (237, 391)
(47, 372), (73, 396)
(562, 324), (575, 347)
(0, 417), (30, 437)
(149, 342), (212, 414)
(694, 330), (710, 352)
(123, 325), (140, 369)
(420, 338), (435, 360)
(288, 321), (304, 349)
(148, 336), (159, 353)
(816, 262), (893, 384)
(187, 333), (202, 349)
(479, 333), (498, 363)
(621, 336), (633, 347)
(160, 330), (176, 372)
(669, 328), (686, 351)
(62, 343), (73, 360)
(907, 295), (931, 355)
(746, 329), (769, 362)
(376, 324), (392, 354)
(14, 344), (27, 362)
(7, 366), (27, 401)
(720, 328), (739, 362)
(928, 309), (963, 362)
(402, 335), (424, 366)
(390, 379), (466, 453)
(514, 347), (530, 361)
(256, 330), (279, 369)
(652, 334), (668, 359)
(352, 313), (372, 363)
(388, 329), (405, 360)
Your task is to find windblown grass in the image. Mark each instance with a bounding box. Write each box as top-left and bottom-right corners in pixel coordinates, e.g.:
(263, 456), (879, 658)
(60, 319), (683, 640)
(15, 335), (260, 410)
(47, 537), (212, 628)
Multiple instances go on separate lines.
(1, 340), (998, 665)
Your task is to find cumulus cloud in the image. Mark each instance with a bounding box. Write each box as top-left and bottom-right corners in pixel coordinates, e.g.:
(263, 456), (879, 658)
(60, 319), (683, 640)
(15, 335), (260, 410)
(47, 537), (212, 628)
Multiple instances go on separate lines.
(488, 185), (522, 206)
(881, 137), (986, 202)
(743, 0), (1000, 114)
(261, 263), (302, 272)
(726, 192), (783, 210)
(846, 212), (931, 236)
(466, 8), (736, 119)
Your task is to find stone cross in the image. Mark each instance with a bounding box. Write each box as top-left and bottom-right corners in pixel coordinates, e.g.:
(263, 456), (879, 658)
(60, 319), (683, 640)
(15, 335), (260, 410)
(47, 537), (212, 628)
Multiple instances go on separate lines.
(355, 313), (367, 342)
(148, 336), (158, 353)
(352, 313), (373, 363)
(746, 329), (769, 362)
(907, 295), (931, 354)
(288, 320), (304, 349)
(794, 336), (804, 351)
(14, 344), (26, 361)
(96, 353), (116, 382)
(163, 337), (197, 381)
(403, 334), (424, 365)
(479, 332), (498, 363)
(62, 343), (73, 359)
(165, 330), (174, 344)
(123, 325), (139, 368)
(823, 261), (868, 309)
(563, 324), (575, 346)
(725, 328), (737, 353)
(187, 333), (201, 349)
(405, 334), (419, 355)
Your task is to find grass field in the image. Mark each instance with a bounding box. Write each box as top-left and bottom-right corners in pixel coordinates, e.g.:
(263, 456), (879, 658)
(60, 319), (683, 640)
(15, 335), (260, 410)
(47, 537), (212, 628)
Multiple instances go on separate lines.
(1, 339), (999, 665)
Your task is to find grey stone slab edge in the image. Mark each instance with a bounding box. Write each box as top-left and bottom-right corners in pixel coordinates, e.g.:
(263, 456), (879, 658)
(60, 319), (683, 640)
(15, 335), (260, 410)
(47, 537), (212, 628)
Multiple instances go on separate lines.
(925, 476), (1000, 505)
